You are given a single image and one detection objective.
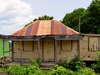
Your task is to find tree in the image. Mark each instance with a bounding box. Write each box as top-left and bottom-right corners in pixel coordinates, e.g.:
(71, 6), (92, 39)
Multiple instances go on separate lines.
(62, 0), (100, 34)
(81, 0), (100, 33)
(25, 15), (54, 27)
(33, 15), (53, 21)
(62, 8), (85, 31)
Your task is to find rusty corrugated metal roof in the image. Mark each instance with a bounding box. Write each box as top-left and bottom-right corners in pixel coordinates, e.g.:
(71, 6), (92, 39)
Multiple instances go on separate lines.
(11, 20), (79, 36)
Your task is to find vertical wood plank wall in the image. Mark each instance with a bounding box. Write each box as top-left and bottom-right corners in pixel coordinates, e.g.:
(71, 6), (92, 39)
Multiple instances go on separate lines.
(43, 38), (54, 61)
(13, 38), (78, 61)
(80, 35), (99, 61)
(13, 41), (41, 60)
(13, 35), (99, 61)
(57, 40), (78, 61)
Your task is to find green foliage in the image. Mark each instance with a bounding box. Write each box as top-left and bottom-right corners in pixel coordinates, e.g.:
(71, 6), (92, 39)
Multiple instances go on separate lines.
(8, 65), (27, 75)
(25, 15), (54, 27)
(0, 66), (8, 72)
(77, 67), (96, 75)
(62, 8), (85, 31)
(29, 58), (39, 67)
(62, 55), (85, 71)
(26, 65), (45, 75)
(62, 0), (100, 34)
(33, 15), (54, 21)
(24, 22), (33, 27)
(7, 65), (45, 75)
(7, 58), (44, 75)
(49, 65), (74, 75)
(36, 58), (43, 66)
(91, 51), (100, 73)
(29, 58), (43, 67)
(0, 63), (99, 75)
(81, 0), (100, 34)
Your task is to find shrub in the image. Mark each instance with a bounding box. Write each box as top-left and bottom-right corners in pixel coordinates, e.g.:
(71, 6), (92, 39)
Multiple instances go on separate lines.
(49, 65), (74, 75)
(7, 65), (45, 75)
(26, 65), (45, 75)
(29, 58), (43, 67)
(91, 51), (100, 73)
(36, 58), (43, 66)
(77, 67), (96, 75)
(29, 58), (39, 67)
(62, 55), (85, 71)
(8, 65), (27, 75)
(0, 66), (8, 72)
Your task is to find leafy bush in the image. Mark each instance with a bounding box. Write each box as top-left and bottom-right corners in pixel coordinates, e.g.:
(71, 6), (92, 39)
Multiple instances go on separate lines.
(91, 51), (100, 73)
(49, 65), (74, 75)
(62, 55), (85, 71)
(0, 66), (8, 72)
(77, 67), (96, 75)
(26, 65), (45, 75)
(29, 58), (43, 67)
(8, 65), (27, 75)
(7, 65), (45, 75)
(36, 58), (43, 66)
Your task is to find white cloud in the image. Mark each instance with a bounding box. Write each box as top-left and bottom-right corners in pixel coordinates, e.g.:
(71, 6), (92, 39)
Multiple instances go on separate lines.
(0, 0), (37, 35)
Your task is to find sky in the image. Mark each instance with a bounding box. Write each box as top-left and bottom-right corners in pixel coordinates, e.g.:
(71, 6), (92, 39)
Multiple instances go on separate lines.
(0, 0), (93, 35)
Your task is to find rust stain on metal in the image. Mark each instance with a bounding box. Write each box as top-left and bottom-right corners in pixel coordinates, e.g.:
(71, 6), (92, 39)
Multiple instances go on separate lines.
(54, 20), (60, 35)
(31, 21), (40, 36)
(60, 24), (67, 35)
(11, 20), (79, 36)
(51, 20), (54, 35)
(25, 24), (33, 36)
(18, 27), (26, 36)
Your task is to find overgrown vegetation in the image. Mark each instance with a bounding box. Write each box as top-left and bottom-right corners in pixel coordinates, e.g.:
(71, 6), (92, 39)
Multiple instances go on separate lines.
(0, 55), (99, 75)
(29, 58), (43, 67)
(6, 65), (45, 75)
(91, 51), (100, 73)
(49, 65), (74, 75)
(62, 55), (85, 71)
(76, 67), (96, 75)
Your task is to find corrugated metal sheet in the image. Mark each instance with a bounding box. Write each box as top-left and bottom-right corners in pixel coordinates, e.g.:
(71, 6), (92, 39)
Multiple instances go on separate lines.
(11, 20), (79, 36)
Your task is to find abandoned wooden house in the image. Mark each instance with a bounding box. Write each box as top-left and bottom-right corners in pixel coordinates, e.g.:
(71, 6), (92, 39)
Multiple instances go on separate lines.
(4, 20), (100, 64)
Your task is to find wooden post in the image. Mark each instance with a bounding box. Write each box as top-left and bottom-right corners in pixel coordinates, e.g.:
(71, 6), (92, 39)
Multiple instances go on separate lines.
(77, 40), (80, 56)
(38, 39), (41, 58)
(2, 40), (5, 63)
(20, 41), (23, 62)
(42, 39), (44, 58)
(54, 39), (57, 63)
(11, 41), (14, 61)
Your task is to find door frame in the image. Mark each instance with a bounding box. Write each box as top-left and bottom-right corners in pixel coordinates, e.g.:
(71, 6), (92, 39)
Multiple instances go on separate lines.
(42, 38), (55, 61)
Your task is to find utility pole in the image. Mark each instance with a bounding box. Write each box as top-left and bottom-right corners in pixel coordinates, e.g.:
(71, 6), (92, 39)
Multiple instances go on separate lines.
(79, 15), (81, 33)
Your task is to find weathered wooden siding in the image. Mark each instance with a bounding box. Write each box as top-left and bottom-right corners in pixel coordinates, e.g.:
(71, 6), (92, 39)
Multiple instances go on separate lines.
(43, 38), (54, 61)
(57, 40), (78, 61)
(13, 38), (78, 61)
(80, 35), (100, 61)
(13, 35), (100, 61)
(13, 41), (42, 60)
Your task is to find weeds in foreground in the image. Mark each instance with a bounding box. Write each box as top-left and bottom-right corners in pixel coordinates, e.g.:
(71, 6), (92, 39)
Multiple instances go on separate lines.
(0, 56), (99, 75)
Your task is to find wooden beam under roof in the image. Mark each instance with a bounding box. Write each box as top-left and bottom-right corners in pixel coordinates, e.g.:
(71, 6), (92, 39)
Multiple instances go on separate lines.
(4, 35), (83, 41)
